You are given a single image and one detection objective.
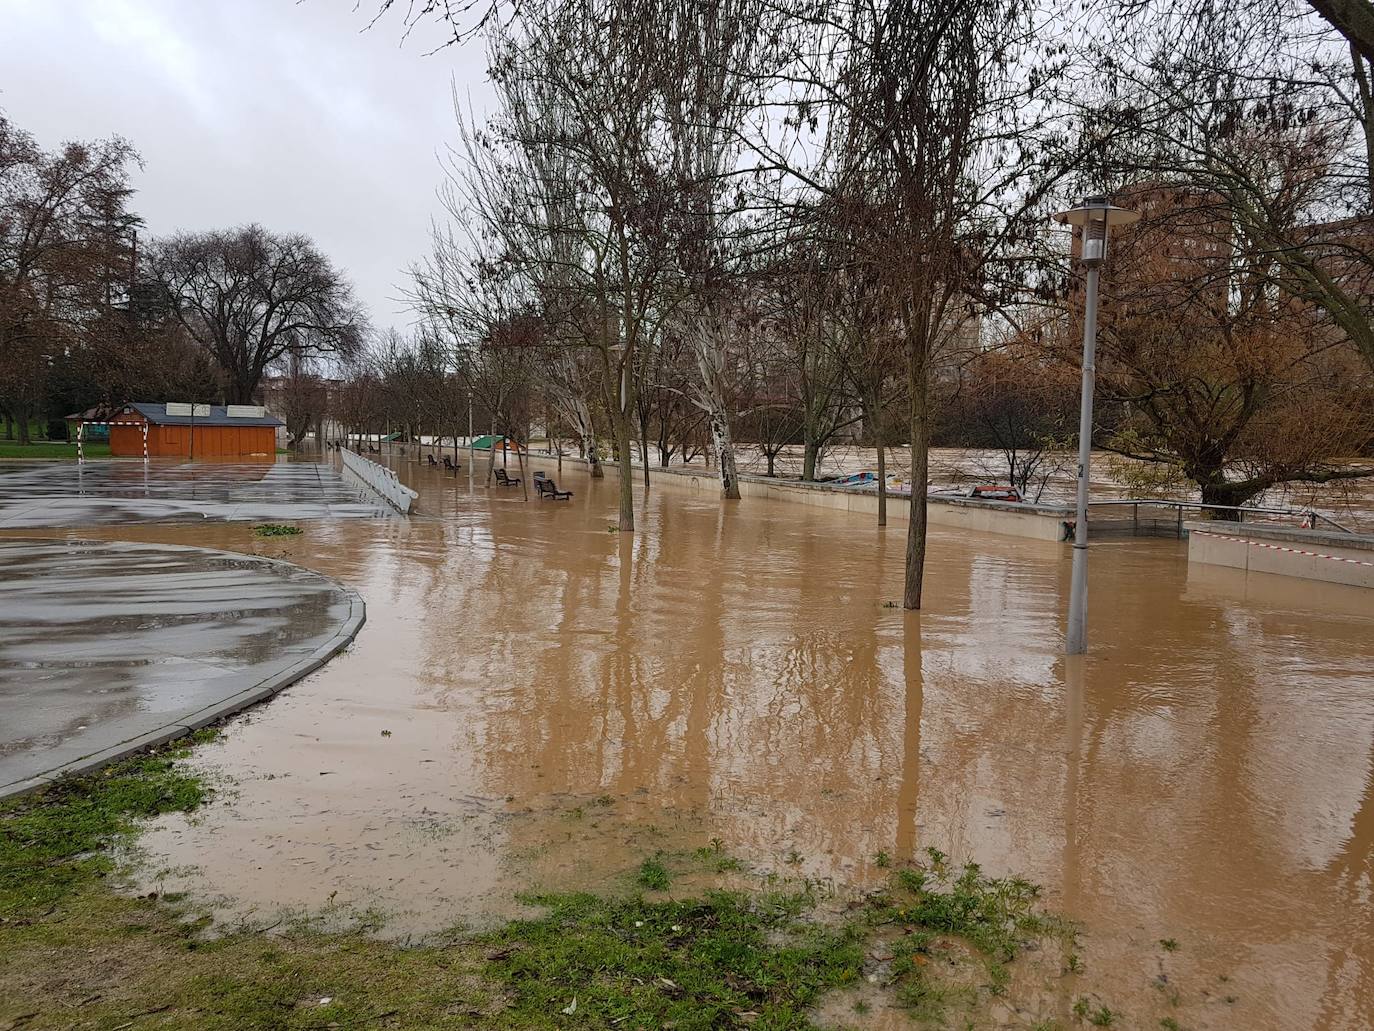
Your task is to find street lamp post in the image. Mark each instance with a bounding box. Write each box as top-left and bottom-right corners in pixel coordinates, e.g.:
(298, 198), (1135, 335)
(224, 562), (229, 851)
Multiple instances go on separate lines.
(1054, 196), (1139, 655)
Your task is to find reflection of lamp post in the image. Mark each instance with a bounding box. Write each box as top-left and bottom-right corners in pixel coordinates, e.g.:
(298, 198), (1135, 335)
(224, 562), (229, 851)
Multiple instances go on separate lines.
(1054, 196), (1139, 655)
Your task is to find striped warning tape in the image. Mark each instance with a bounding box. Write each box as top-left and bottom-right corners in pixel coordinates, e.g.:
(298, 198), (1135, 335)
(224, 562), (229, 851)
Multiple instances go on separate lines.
(1190, 528), (1374, 568)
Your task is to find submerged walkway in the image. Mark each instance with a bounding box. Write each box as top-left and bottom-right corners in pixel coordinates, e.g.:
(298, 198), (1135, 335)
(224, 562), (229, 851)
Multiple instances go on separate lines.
(0, 539), (364, 798)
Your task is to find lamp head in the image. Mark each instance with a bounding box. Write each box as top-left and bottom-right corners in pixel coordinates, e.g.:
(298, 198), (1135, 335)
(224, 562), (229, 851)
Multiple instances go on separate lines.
(1054, 196), (1140, 266)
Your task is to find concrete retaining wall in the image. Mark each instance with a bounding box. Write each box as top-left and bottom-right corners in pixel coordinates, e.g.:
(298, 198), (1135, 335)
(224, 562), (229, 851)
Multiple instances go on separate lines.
(535, 452), (1073, 542)
(341, 447), (418, 514)
(1185, 521), (1374, 589)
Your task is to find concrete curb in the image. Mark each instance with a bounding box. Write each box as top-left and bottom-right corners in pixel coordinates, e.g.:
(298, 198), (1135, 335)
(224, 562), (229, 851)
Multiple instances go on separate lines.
(0, 540), (366, 803)
(523, 450), (1075, 542)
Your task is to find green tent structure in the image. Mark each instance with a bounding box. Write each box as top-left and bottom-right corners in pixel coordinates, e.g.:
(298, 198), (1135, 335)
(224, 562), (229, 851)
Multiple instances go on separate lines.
(469, 434), (524, 452)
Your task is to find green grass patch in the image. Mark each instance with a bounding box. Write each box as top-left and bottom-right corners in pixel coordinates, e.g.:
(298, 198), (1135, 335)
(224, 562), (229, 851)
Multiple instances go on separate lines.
(694, 843), (743, 873)
(863, 848), (1074, 1025)
(637, 853), (671, 890)
(876, 850), (1058, 963)
(482, 890), (863, 1029)
(0, 441), (109, 459)
(1074, 996), (1118, 1025)
(252, 523), (303, 537)
(0, 729), (217, 919)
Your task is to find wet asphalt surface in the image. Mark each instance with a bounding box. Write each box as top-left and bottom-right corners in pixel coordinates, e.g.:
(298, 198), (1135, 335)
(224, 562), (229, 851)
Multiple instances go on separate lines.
(0, 538), (360, 794)
(0, 459), (377, 794)
(0, 460), (387, 527)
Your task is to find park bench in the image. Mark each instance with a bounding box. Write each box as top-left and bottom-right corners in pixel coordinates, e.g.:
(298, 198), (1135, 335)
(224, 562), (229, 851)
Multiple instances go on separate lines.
(494, 468), (521, 487)
(427, 454), (437, 466)
(536, 476), (573, 500)
(443, 455), (459, 472)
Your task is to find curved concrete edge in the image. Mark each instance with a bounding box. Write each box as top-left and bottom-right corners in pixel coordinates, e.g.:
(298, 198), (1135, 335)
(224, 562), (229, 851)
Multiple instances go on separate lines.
(0, 541), (367, 804)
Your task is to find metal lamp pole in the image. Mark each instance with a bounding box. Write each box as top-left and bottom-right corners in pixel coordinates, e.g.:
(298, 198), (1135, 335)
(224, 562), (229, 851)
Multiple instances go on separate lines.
(1054, 196), (1139, 655)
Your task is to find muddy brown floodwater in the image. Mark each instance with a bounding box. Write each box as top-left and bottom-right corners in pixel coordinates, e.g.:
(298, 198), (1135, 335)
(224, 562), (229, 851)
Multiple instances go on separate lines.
(49, 456), (1374, 1029)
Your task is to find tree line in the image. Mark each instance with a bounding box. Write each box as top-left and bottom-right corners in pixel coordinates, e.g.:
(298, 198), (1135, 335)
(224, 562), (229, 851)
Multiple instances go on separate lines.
(0, 112), (365, 442)
(361, 0), (1373, 608)
(5, 0), (1374, 612)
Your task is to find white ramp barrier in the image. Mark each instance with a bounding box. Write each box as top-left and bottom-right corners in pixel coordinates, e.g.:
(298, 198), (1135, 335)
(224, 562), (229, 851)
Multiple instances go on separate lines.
(340, 448), (418, 514)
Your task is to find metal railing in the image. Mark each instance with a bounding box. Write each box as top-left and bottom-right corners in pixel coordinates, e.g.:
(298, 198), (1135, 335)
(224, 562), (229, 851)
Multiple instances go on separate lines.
(1085, 499), (1354, 538)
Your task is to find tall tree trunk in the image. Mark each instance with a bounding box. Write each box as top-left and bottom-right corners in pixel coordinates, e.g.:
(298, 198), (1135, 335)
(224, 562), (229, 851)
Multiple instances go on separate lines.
(692, 319), (741, 499)
(586, 430), (604, 478)
(802, 439), (819, 481)
(876, 437), (887, 528)
(1199, 479), (1264, 517)
(614, 404), (635, 530)
(228, 377), (255, 406)
(1352, 43), (1374, 213)
(1310, 0), (1374, 65)
(658, 426), (671, 467)
(517, 431), (529, 502)
(860, 379), (888, 527)
(903, 343), (930, 610)
(639, 416), (650, 487)
(707, 405), (741, 500)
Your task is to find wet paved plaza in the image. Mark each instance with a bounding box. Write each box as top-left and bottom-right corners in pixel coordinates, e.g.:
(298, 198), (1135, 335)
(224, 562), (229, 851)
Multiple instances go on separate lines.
(0, 459), (388, 527)
(0, 538), (363, 795)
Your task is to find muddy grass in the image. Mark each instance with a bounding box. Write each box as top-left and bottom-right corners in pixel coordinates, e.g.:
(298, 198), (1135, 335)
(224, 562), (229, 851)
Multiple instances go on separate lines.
(0, 735), (1092, 1030)
(251, 523), (303, 537)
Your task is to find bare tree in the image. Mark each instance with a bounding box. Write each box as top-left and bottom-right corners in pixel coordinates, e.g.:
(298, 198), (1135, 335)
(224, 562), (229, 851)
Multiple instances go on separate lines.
(150, 224), (366, 404)
(658, 0), (778, 499)
(762, 0), (1068, 607)
(1076, 192), (1374, 508)
(828, 195), (908, 524)
(765, 237), (865, 482)
(1092, 0), (1374, 375)
(943, 348), (1075, 502)
(277, 353), (329, 447)
(0, 115), (139, 442)
(422, 0), (680, 530)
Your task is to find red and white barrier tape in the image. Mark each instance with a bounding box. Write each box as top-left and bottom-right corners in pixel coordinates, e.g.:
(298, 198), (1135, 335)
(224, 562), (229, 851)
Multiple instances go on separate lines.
(1191, 529), (1374, 568)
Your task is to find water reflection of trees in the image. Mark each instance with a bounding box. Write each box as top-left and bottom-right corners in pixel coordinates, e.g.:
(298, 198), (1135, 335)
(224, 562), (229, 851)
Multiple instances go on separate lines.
(453, 487), (922, 874)
(417, 483), (1374, 1024)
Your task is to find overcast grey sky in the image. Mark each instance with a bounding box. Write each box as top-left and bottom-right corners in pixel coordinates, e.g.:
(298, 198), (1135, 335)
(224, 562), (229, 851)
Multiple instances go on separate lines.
(0, 0), (491, 331)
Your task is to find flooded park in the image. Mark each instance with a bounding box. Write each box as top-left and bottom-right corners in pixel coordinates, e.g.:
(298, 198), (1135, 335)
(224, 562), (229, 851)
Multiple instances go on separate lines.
(6, 3), (1374, 1024)
(4, 450), (1364, 1028)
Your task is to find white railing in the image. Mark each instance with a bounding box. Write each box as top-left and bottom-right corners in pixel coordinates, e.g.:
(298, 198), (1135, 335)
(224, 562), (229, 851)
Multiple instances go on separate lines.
(340, 447), (418, 514)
